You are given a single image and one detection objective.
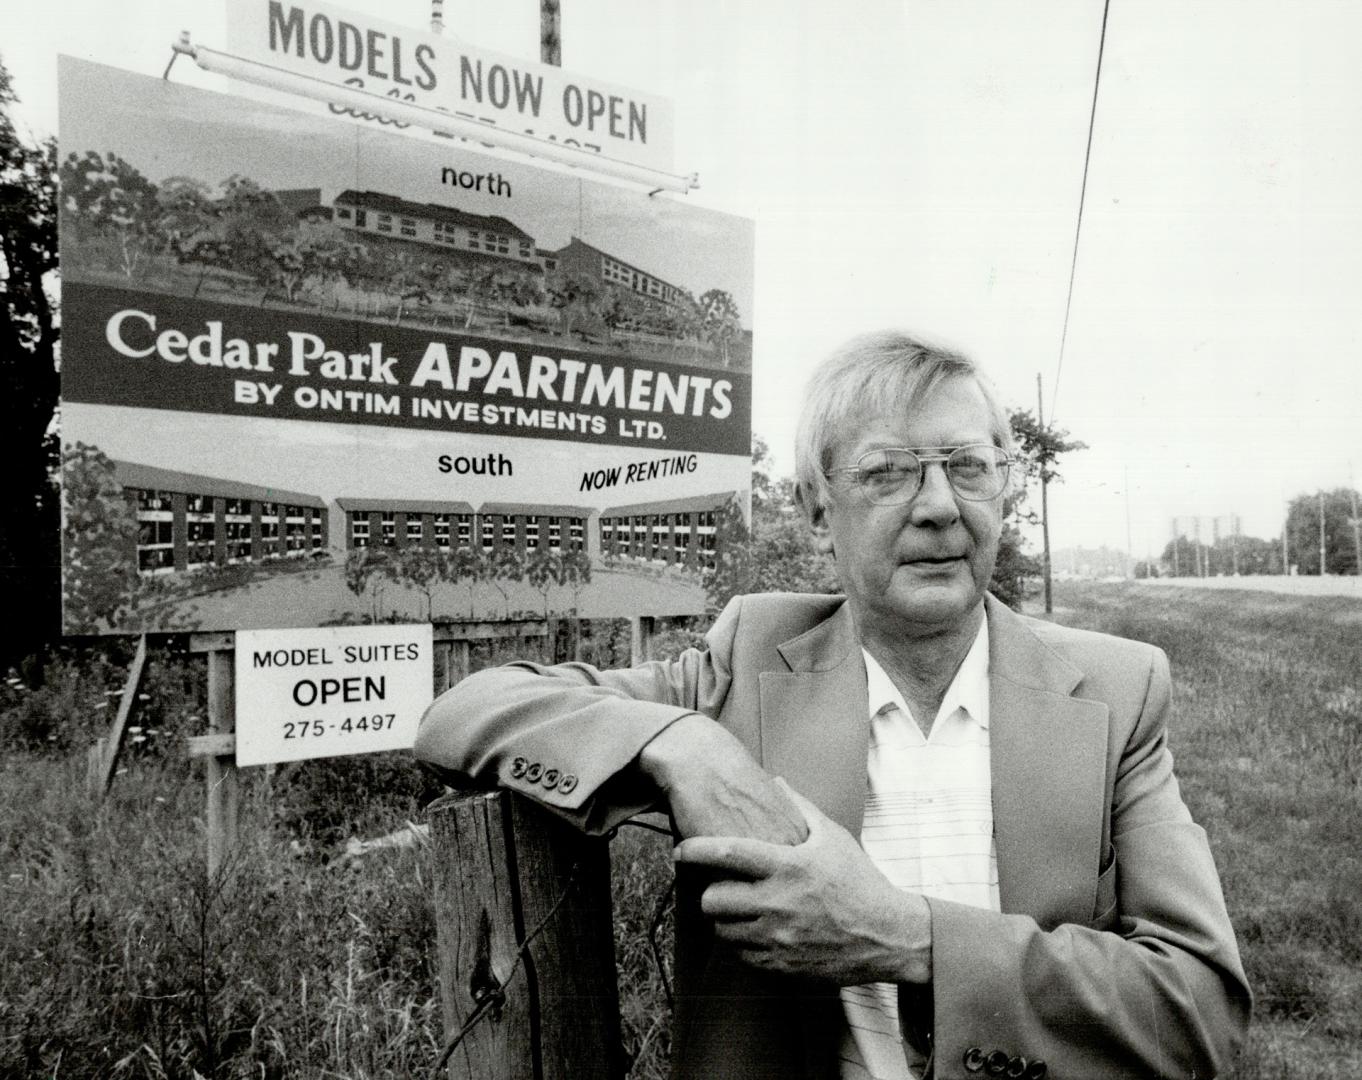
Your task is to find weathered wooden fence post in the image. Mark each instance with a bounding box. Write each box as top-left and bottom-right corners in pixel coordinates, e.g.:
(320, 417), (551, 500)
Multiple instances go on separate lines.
(428, 789), (623, 1079)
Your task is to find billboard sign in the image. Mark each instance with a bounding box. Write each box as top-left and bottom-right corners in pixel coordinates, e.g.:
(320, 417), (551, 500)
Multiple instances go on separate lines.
(226, 0), (675, 172)
(234, 623), (432, 766)
(58, 58), (752, 635)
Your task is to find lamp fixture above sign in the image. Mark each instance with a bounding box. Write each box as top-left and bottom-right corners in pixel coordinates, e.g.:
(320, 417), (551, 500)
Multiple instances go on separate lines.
(168, 32), (699, 195)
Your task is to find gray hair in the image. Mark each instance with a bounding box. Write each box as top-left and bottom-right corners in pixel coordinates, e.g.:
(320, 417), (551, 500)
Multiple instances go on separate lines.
(793, 329), (1015, 516)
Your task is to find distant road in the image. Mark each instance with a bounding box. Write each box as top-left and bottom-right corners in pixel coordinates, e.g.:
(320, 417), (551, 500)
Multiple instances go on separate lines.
(1136, 574), (1362, 599)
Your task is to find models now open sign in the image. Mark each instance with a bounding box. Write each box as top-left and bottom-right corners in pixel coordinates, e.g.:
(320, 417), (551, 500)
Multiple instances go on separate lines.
(227, 0), (675, 172)
(234, 624), (433, 766)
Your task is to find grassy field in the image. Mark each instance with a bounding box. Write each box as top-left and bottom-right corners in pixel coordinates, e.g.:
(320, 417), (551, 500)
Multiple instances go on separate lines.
(2, 581), (1359, 1077)
(1049, 580), (1362, 1078)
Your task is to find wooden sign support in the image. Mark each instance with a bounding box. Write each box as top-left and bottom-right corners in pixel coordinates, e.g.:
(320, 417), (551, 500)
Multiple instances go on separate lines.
(188, 632), (239, 876)
(87, 634), (149, 801)
(428, 789), (623, 1079)
(630, 615), (655, 665)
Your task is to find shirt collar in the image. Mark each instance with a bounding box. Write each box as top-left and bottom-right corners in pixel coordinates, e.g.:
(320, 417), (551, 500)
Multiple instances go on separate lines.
(862, 613), (991, 730)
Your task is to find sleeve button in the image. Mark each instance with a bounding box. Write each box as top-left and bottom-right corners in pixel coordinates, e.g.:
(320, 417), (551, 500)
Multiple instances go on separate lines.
(1024, 1061), (1048, 1080)
(558, 774), (578, 794)
(963, 1047), (986, 1072)
(510, 756), (528, 778)
(1005, 1056), (1027, 1079)
(525, 762), (543, 783)
(985, 1050), (1010, 1075)
(542, 768), (560, 789)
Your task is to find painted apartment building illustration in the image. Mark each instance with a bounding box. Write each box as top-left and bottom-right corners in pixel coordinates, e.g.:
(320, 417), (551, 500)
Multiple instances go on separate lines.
(335, 498), (592, 558)
(549, 237), (690, 309)
(113, 462), (328, 574)
(288, 189), (692, 312)
(599, 492), (735, 570)
(330, 189), (541, 268)
(108, 460), (735, 579)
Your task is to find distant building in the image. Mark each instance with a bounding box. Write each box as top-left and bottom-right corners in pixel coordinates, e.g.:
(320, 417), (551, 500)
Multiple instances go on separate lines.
(335, 498), (476, 552)
(477, 502), (593, 558)
(599, 492), (735, 570)
(112, 461), (328, 574)
(550, 237), (691, 309)
(332, 189), (539, 267)
(334, 498), (593, 558)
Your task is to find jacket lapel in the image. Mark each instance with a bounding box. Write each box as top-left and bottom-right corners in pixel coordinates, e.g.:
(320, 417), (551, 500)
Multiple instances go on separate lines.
(754, 595), (1111, 926)
(985, 595), (1110, 925)
(758, 601), (870, 838)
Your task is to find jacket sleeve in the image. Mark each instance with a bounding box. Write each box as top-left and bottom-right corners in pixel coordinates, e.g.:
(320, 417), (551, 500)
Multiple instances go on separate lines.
(920, 647), (1251, 1079)
(413, 597), (743, 834)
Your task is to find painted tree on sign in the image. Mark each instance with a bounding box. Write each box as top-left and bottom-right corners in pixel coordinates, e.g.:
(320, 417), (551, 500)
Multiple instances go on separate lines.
(546, 270), (600, 340)
(525, 547), (562, 617)
(59, 150), (162, 278)
(698, 288), (741, 366)
(61, 443), (143, 633)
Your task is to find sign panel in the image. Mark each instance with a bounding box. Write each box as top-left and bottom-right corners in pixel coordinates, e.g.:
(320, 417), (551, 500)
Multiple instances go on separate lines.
(234, 623), (433, 765)
(226, 0), (675, 172)
(58, 58), (753, 635)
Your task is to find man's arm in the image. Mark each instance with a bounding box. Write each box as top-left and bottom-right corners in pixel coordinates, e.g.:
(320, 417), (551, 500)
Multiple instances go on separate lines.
(414, 595), (804, 844)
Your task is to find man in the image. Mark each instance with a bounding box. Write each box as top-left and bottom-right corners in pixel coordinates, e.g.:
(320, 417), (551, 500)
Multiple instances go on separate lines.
(415, 330), (1250, 1079)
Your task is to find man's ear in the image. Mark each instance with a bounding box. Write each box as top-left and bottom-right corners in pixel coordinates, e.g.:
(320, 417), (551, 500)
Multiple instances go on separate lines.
(796, 483), (835, 555)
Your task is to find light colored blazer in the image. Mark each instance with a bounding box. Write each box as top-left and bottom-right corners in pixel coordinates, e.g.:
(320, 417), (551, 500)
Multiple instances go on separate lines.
(415, 593), (1251, 1079)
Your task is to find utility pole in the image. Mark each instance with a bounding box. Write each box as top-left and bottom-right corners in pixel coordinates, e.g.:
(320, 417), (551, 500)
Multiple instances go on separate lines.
(1037, 373), (1052, 614)
(540, 0), (561, 65)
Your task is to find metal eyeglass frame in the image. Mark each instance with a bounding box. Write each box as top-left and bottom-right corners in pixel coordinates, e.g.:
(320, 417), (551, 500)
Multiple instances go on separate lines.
(824, 444), (1015, 504)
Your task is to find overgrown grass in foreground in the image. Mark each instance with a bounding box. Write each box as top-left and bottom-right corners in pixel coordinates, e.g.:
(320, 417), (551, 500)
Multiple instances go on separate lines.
(1053, 580), (1362, 1079)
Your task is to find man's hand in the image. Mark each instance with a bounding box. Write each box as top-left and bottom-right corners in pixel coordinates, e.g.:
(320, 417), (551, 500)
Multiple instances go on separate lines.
(638, 714), (807, 845)
(674, 780), (933, 986)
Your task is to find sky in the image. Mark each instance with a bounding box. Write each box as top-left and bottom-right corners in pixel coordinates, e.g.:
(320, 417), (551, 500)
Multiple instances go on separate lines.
(4, 0), (1361, 564)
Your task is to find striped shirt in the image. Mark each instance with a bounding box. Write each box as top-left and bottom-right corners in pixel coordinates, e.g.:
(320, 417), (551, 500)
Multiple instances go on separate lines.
(840, 618), (1000, 1080)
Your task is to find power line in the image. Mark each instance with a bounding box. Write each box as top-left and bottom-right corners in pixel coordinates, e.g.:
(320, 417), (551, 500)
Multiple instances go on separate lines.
(1051, 0), (1112, 422)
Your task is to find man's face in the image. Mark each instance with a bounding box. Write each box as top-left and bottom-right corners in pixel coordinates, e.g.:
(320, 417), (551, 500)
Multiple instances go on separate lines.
(811, 376), (1004, 641)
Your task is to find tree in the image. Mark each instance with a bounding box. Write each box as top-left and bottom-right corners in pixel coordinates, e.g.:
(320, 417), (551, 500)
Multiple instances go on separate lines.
(1284, 489), (1360, 575)
(391, 544), (444, 620)
(560, 548), (592, 612)
(343, 547), (390, 621)
(441, 545), (481, 617)
(545, 270), (600, 340)
(156, 175), (223, 297)
(598, 286), (644, 341)
(1005, 408), (1087, 607)
(524, 547), (562, 617)
(60, 443), (143, 633)
(698, 288), (741, 366)
(485, 545), (523, 618)
(493, 267), (544, 329)
(0, 58), (60, 663)
(1006, 409), (1088, 518)
(59, 149), (162, 278)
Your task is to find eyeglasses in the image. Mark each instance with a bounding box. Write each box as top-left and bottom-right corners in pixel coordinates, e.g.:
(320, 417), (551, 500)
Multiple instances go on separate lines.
(825, 444), (1014, 505)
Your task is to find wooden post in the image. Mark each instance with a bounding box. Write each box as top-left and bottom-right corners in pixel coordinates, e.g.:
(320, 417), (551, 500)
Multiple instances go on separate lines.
(629, 615), (655, 665)
(540, 0), (561, 66)
(428, 790), (623, 1079)
(89, 634), (150, 800)
(190, 632), (240, 877)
